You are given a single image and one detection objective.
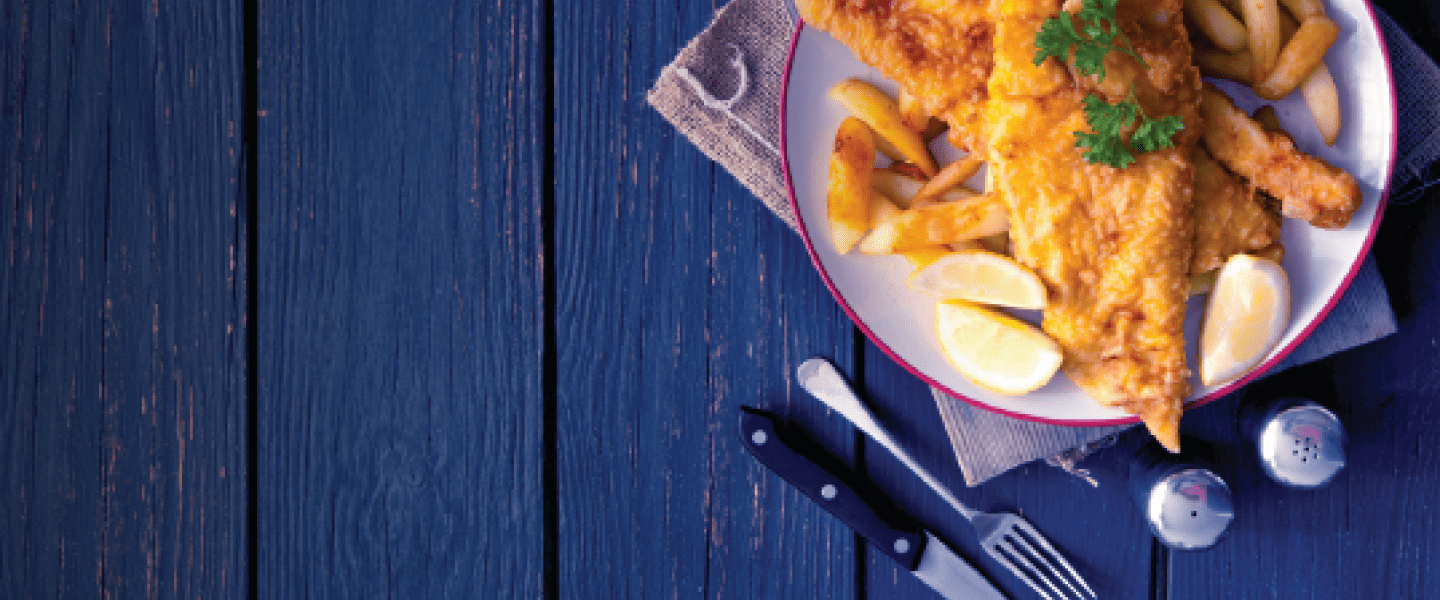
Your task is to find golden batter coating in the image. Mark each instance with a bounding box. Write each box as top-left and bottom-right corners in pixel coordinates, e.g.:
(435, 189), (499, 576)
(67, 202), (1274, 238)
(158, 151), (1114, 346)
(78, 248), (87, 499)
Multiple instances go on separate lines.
(1191, 147), (1283, 275)
(797, 0), (994, 153)
(1199, 83), (1361, 229)
(987, 0), (1201, 451)
(799, 0), (1305, 451)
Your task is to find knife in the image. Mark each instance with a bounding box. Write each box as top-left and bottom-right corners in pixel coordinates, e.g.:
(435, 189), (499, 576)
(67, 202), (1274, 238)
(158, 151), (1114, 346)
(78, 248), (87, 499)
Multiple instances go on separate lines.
(739, 407), (1007, 600)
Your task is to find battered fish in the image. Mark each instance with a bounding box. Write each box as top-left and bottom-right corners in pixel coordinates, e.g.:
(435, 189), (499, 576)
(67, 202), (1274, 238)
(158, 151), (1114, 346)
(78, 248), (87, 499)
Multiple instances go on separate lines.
(986, 0), (1201, 451)
(1191, 147), (1282, 275)
(800, 0), (1277, 451)
(1199, 83), (1361, 229)
(796, 0), (994, 154)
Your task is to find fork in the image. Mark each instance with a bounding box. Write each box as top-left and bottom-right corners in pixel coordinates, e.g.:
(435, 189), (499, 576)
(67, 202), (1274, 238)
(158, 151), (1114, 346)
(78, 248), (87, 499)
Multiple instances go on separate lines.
(797, 358), (1097, 600)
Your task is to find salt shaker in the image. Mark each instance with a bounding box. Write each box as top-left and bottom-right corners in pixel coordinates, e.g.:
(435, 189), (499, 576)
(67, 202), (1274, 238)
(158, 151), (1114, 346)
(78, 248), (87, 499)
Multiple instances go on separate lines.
(1238, 397), (1347, 488)
(1127, 438), (1234, 550)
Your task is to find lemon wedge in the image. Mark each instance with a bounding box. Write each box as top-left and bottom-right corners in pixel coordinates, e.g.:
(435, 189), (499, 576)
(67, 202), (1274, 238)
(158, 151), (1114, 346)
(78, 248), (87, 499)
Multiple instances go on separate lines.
(907, 250), (1047, 310)
(1200, 254), (1291, 386)
(935, 300), (1063, 395)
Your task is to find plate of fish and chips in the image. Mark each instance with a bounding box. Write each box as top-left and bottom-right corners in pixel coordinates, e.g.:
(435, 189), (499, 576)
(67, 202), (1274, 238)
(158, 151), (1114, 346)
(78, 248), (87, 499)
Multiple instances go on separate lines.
(780, 0), (1395, 429)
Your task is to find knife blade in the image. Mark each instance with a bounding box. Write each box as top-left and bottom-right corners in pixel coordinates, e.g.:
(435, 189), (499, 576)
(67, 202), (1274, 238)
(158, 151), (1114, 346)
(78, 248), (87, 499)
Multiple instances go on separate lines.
(739, 407), (1007, 600)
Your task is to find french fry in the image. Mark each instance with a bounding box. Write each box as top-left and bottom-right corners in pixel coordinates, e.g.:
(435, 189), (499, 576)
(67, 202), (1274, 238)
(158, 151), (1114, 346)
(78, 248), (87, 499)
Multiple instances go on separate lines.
(921, 188), (979, 207)
(1195, 45), (1253, 84)
(898, 88), (930, 132)
(900, 239), (1000, 268)
(874, 137), (908, 163)
(872, 168), (928, 208)
(886, 162), (930, 181)
(1240, 0), (1282, 81)
(877, 130), (944, 163)
(901, 246), (964, 267)
(1185, 0), (1249, 52)
(829, 78), (938, 176)
(914, 155), (985, 203)
(827, 117), (877, 254)
(857, 194), (1009, 254)
(870, 192), (904, 225)
(1278, 0), (1325, 19)
(873, 166), (977, 209)
(1253, 16), (1339, 100)
(1299, 61), (1341, 145)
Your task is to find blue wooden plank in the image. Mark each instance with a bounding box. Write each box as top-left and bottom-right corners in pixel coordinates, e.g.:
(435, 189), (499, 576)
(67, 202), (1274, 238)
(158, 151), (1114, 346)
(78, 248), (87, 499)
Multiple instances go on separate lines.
(1168, 190), (1440, 597)
(854, 347), (1156, 599)
(103, 0), (248, 595)
(257, 0), (545, 596)
(703, 179), (863, 598)
(553, 0), (861, 597)
(0, 2), (109, 596)
(1, 0), (247, 597)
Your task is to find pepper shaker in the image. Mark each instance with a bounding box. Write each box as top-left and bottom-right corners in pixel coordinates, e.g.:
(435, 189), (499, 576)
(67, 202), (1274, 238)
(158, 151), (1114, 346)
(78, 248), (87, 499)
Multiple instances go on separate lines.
(1238, 396), (1347, 489)
(1127, 438), (1234, 550)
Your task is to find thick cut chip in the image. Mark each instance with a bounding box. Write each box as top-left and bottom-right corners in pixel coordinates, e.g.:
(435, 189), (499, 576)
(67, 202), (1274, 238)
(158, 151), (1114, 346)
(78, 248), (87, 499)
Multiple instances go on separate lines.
(830, 79), (939, 176)
(827, 117), (877, 253)
(858, 193), (1009, 254)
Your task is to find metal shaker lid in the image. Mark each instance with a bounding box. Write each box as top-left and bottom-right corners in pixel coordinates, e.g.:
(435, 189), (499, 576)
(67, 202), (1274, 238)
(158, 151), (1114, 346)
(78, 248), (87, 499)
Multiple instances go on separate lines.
(1257, 403), (1346, 488)
(1144, 468), (1234, 550)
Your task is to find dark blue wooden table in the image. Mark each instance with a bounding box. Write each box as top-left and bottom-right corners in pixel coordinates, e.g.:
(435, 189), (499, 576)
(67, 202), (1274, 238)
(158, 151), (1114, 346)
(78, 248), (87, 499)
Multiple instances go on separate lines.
(3, 0), (1440, 597)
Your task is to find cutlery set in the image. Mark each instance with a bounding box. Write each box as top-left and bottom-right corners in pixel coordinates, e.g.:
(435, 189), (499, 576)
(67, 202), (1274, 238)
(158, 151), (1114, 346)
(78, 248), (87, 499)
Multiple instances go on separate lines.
(741, 357), (1347, 599)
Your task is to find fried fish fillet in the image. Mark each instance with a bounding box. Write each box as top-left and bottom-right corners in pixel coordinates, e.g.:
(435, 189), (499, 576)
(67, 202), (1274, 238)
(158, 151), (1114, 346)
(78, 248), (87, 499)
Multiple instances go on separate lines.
(1191, 147), (1283, 274)
(986, 0), (1201, 451)
(796, 0), (994, 154)
(801, 0), (1293, 451)
(1199, 83), (1361, 229)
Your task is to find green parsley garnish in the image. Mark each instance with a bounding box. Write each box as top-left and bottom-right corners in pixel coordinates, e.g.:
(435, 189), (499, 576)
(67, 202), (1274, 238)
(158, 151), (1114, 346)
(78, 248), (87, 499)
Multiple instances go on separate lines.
(1032, 0), (1184, 169)
(1033, 0), (1144, 80)
(1073, 89), (1185, 169)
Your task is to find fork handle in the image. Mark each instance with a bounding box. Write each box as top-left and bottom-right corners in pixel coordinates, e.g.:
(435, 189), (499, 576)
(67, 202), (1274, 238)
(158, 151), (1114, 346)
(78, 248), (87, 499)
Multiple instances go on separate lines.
(799, 359), (980, 521)
(739, 407), (926, 569)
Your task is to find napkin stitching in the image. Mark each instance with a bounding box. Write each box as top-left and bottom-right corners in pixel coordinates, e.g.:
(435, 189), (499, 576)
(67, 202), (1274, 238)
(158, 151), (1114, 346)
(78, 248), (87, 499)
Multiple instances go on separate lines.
(674, 45), (781, 158)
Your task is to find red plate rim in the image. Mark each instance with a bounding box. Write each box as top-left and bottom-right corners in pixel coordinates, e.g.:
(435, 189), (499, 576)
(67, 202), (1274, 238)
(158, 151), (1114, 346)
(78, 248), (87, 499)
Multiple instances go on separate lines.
(778, 3), (1398, 426)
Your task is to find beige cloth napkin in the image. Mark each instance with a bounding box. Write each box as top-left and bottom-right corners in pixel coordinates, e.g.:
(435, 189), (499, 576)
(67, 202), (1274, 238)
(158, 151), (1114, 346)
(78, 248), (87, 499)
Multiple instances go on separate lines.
(650, 0), (1409, 485)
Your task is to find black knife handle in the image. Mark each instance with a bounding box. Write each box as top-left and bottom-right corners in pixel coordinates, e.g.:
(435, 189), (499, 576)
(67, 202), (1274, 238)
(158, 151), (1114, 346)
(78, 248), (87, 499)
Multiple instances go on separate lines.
(739, 406), (925, 569)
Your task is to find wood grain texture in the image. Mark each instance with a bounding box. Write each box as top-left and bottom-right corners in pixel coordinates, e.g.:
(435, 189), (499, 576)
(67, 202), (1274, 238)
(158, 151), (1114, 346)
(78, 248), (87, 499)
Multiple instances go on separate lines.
(1, 0), (247, 597)
(1167, 189), (1440, 599)
(855, 345), (1157, 599)
(702, 179), (862, 599)
(552, 0), (862, 597)
(256, 0), (544, 597)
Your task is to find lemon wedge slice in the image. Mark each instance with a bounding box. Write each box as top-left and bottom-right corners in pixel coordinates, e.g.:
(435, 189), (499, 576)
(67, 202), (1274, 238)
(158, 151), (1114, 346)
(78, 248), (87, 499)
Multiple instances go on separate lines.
(907, 250), (1047, 310)
(935, 300), (1063, 395)
(1200, 254), (1291, 386)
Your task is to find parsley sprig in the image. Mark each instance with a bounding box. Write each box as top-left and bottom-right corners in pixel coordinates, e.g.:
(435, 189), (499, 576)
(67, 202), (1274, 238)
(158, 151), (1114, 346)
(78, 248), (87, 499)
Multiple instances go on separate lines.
(1073, 90), (1185, 169)
(1032, 0), (1184, 169)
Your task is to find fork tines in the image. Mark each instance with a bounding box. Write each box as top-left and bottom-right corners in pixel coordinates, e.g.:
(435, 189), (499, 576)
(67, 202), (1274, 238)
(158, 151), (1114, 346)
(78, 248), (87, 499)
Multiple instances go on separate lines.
(991, 522), (1096, 600)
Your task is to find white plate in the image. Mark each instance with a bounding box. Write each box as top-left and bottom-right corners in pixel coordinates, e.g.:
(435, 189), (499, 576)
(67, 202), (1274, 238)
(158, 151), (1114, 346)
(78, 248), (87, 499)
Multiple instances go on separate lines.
(781, 1), (1396, 425)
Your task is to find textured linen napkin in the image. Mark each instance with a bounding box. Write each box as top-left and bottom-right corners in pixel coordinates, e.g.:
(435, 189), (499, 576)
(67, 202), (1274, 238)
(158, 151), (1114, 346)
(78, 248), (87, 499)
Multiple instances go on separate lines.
(650, 1), (1432, 485)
